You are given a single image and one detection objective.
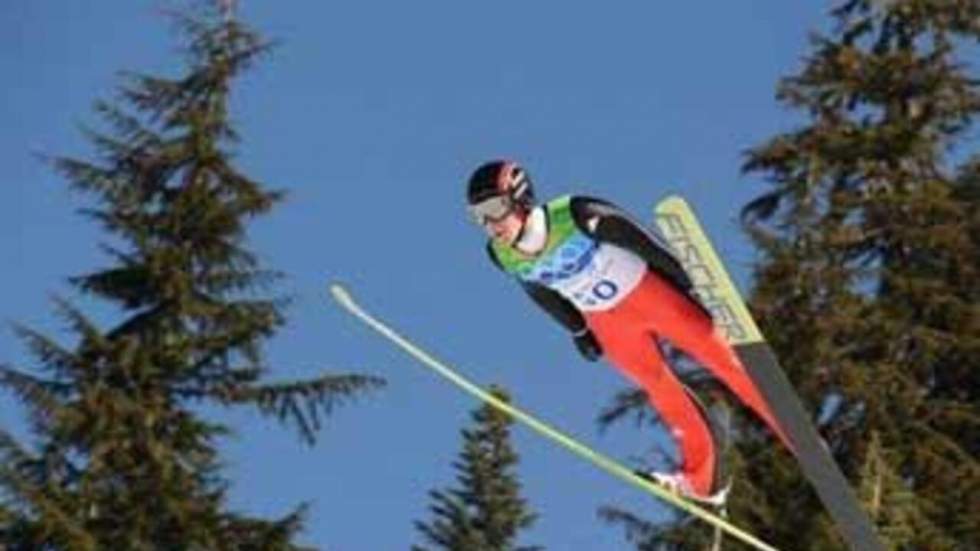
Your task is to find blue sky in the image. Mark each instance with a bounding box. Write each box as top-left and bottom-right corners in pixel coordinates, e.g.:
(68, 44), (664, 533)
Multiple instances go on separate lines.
(1, 2), (830, 548)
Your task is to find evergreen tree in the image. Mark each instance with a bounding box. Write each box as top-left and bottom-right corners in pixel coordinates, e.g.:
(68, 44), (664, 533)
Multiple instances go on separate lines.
(601, 1), (980, 549)
(0, 4), (382, 550)
(413, 386), (540, 551)
(735, 0), (979, 548)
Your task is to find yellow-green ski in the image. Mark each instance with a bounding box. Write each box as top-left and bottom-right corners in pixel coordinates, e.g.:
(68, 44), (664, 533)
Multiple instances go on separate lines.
(329, 283), (780, 551)
(653, 195), (885, 551)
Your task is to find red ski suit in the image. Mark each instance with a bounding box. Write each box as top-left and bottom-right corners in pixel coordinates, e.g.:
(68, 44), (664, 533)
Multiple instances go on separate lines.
(587, 271), (790, 496)
(489, 195), (790, 498)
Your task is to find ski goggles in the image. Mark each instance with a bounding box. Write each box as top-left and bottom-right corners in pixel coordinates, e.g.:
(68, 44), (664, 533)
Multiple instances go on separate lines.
(468, 195), (515, 226)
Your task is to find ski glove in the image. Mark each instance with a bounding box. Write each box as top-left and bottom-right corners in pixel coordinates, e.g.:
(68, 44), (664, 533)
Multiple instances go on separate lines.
(573, 329), (602, 361)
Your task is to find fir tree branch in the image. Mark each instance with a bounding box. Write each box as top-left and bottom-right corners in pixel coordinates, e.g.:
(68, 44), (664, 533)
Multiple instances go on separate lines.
(598, 506), (698, 550)
(92, 99), (164, 149)
(597, 388), (658, 433)
(0, 365), (71, 433)
(71, 265), (156, 309)
(199, 372), (385, 445)
(0, 431), (95, 551)
(219, 502), (314, 551)
(10, 325), (81, 375)
(50, 297), (107, 350)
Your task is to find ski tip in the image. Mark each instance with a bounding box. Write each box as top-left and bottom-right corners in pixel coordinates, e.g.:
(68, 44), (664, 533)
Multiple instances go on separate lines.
(656, 194), (689, 212)
(329, 283), (354, 307)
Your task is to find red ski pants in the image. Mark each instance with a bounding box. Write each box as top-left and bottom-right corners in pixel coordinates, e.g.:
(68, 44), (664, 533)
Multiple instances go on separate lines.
(585, 272), (789, 497)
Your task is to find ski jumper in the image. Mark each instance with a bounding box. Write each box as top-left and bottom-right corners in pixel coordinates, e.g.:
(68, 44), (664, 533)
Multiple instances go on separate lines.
(487, 195), (790, 498)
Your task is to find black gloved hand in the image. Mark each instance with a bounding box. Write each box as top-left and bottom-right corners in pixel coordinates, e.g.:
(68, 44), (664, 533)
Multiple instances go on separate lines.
(573, 329), (602, 362)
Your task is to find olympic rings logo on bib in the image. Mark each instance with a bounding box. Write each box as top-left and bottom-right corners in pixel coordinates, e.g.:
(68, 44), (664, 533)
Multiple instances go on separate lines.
(521, 236), (646, 312)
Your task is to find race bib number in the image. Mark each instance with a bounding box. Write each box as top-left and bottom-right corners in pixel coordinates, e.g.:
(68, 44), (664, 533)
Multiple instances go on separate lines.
(553, 244), (645, 311)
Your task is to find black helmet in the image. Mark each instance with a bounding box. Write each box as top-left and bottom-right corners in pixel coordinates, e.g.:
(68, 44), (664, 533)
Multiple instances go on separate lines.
(466, 160), (535, 209)
(465, 160), (535, 226)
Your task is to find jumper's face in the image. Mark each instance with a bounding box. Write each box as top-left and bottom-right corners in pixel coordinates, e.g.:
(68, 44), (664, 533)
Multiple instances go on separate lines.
(469, 195), (526, 244)
(484, 211), (525, 244)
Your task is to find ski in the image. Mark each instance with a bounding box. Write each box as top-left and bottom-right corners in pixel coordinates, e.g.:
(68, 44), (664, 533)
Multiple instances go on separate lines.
(329, 283), (780, 551)
(653, 195), (885, 551)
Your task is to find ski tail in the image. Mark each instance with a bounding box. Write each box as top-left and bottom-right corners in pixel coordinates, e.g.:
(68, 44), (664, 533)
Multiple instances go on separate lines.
(653, 195), (885, 551)
(329, 284), (780, 551)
